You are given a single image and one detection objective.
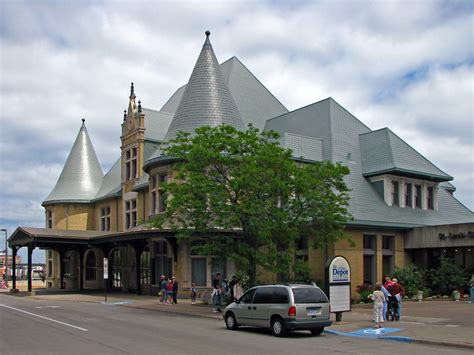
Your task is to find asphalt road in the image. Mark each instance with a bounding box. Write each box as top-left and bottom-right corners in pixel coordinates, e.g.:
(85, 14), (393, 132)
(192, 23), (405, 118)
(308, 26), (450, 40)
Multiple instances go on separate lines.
(0, 295), (470, 355)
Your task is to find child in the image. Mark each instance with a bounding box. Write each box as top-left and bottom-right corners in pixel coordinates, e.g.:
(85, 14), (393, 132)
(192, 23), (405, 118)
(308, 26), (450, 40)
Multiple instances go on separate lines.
(370, 282), (386, 328)
(191, 282), (197, 304)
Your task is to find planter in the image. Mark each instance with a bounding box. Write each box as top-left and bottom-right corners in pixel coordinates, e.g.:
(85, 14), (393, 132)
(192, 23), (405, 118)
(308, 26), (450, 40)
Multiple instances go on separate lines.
(417, 290), (423, 302)
(452, 291), (460, 301)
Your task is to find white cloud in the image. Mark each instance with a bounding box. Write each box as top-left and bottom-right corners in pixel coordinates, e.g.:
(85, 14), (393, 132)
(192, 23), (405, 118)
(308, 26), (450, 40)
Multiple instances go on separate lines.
(1, 0), (472, 251)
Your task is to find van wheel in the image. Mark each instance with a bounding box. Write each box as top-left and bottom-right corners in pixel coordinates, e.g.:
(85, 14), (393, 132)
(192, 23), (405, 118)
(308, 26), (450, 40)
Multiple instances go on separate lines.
(271, 317), (287, 337)
(310, 327), (324, 336)
(225, 312), (239, 330)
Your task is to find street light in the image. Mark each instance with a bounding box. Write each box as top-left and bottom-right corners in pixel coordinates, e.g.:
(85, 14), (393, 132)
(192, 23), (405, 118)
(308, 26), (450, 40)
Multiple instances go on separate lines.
(1, 229), (7, 283)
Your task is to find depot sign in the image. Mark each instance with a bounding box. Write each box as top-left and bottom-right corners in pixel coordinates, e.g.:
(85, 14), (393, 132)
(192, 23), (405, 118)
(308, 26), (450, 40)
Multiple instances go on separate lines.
(329, 256), (351, 283)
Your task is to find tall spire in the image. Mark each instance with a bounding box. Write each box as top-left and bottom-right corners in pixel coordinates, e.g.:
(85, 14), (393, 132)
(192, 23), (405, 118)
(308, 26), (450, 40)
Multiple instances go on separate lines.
(43, 120), (104, 205)
(164, 30), (244, 141)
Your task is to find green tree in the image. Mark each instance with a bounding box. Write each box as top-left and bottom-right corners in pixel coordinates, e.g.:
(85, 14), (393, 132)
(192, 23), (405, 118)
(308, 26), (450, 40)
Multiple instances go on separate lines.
(427, 257), (469, 295)
(392, 264), (424, 297)
(150, 125), (351, 286)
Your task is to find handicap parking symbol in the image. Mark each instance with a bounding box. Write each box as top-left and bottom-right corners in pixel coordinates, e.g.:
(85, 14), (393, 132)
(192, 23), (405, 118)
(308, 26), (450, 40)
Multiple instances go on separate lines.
(350, 328), (402, 337)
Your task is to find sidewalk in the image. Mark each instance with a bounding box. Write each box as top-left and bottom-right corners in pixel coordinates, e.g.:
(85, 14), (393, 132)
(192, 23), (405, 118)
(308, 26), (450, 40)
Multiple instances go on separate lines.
(16, 292), (474, 350)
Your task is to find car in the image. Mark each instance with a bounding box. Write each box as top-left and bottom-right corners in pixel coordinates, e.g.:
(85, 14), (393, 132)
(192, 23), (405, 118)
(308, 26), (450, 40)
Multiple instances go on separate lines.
(223, 283), (332, 337)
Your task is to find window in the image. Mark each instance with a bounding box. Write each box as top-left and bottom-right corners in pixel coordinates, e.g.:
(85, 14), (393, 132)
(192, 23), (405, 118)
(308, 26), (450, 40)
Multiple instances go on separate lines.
(191, 258), (207, 286)
(125, 147), (138, 180)
(273, 287), (290, 304)
(211, 258), (226, 280)
(85, 251), (96, 281)
(100, 206), (111, 231)
(427, 186), (434, 210)
(292, 288), (328, 303)
(125, 199), (137, 229)
(111, 249), (122, 288)
(405, 183), (412, 207)
(391, 181), (399, 206)
(253, 287), (274, 304)
(46, 210), (53, 229)
(382, 236), (394, 277)
(414, 184), (422, 208)
(140, 249), (150, 285)
(151, 173), (168, 214)
(363, 235), (376, 286)
(240, 288), (256, 304)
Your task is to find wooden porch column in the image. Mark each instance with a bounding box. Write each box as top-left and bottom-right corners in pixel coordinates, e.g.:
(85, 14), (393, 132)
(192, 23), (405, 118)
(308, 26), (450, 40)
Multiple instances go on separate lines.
(27, 245), (33, 292)
(11, 247), (17, 290)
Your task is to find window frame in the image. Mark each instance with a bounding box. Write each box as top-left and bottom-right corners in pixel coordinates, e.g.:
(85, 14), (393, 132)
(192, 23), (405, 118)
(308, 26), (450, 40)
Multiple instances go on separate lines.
(125, 199), (137, 229)
(100, 206), (111, 232)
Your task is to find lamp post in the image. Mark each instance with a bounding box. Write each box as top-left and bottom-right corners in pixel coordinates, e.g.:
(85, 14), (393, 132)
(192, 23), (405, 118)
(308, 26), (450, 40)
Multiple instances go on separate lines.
(1, 229), (7, 283)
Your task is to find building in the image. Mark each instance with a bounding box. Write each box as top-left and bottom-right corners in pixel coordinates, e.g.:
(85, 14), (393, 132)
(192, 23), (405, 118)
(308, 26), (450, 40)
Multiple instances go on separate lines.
(9, 32), (473, 296)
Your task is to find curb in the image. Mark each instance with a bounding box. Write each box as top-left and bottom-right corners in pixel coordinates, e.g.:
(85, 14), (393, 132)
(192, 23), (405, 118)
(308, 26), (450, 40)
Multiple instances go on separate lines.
(411, 338), (474, 351)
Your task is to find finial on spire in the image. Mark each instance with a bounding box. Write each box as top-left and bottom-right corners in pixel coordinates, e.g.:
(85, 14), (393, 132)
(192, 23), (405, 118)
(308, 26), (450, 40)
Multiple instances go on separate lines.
(129, 82), (136, 99)
(123, 110), (127, 121)
(82, 118), (85, 123)
(205, 30), (210, 37)
(138, 100), (142, 113)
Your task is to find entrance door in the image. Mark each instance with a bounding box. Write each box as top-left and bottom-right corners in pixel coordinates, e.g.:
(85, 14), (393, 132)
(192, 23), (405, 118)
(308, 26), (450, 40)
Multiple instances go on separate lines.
(111, 249), (122, 289)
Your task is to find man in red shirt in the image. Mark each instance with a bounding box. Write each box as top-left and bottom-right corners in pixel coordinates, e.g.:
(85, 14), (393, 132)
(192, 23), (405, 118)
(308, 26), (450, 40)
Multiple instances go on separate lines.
(391, 278), (405, 319)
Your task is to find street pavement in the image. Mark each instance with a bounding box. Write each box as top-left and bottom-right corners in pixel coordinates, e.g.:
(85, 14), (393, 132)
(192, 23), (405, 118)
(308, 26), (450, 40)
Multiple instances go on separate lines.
(0, 291), (473, 354)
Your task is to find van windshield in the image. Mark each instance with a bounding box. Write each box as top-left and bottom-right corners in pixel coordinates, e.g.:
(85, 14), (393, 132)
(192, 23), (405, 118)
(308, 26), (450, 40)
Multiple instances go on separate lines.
(292, 288), (328, 303)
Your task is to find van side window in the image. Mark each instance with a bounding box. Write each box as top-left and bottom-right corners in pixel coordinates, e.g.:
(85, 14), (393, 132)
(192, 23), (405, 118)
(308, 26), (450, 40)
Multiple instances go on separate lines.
(240, 288), (256, 304)
(272, 287), (289, 304)
(292, 288), (329, 303)
(253, 287), (274, 304)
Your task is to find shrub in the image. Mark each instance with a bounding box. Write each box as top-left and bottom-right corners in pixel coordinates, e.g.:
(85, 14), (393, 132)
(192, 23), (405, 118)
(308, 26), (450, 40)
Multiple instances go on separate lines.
(426, 257), (469, 295)
(356, 283), (373, 303)
(392, 264), (424, 297)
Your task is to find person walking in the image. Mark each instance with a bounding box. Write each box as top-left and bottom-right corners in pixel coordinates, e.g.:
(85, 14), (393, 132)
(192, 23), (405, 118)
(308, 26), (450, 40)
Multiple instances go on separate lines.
(232, 277), (243, 302)
(159, 275), (167, 304)
(380, 282), (390, 321)
(191, 282), (197, 304)
(172, 276), (179, 304)
(370, 282), (386, 328)
(229, 275), (238, 302)
(391, 278), (405, 320)
(212, 273), (224, 313)
(384, 276), (393, 290)
(166, 279), (174, 304)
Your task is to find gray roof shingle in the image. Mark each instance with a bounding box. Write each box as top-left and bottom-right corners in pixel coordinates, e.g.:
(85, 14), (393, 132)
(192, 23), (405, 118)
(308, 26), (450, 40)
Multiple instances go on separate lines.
(163, 32), (245, 141)
(43, 121), (103, 205)
(359, 128), (452, 181)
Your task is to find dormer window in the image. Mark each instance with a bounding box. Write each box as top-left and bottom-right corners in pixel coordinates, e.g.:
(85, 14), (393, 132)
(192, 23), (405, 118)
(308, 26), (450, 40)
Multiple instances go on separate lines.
(405, 183), (412, 207)
(427, 186), (434, 210)
(414, 184), (422, 209)
(125, 147), (138, 180)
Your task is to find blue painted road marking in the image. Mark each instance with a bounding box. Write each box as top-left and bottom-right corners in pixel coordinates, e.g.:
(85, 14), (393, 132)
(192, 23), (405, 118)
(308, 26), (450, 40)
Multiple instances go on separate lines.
(101, 301), (132, 305)
(324, 327), (411, 343)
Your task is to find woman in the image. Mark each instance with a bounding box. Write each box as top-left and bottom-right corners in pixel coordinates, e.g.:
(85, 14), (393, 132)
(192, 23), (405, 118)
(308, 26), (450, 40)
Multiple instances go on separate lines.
(370, 282), (386, 328)
(166, 279), (174, 304)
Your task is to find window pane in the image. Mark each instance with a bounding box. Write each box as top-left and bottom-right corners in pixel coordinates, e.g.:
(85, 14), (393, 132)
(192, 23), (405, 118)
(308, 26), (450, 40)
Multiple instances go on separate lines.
(240, 288), (256, 304)
(191, 258), (207, 286)
(272, 287), (289, 304)
(292, 288), (328, 303)
(253, 287), (274, 304)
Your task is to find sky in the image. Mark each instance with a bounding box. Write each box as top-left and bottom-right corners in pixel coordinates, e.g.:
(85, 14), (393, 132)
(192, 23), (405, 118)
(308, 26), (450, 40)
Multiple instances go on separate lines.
(0, 0), (473, 263)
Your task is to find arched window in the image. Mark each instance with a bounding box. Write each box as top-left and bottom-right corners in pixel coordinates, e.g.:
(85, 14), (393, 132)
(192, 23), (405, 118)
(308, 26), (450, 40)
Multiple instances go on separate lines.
(85, 251), (96, 281)
(140, 248), (150, 285)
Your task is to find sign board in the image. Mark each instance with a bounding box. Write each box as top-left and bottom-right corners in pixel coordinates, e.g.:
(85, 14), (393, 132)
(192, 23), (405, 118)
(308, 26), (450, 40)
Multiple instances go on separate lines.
(103, 258), (108, 279)
(329, 256), (351, 283)
(327, 255), (351, 313)
(329, 285), (351, 312)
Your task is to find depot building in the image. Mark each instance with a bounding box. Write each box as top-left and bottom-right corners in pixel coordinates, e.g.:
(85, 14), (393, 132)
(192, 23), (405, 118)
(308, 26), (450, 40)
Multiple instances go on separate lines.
(9, 32), (473, 297)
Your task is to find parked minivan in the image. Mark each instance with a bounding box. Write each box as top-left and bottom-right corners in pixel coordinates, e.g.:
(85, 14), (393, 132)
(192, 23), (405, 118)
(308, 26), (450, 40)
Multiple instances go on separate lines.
(223, 284), (332, 337)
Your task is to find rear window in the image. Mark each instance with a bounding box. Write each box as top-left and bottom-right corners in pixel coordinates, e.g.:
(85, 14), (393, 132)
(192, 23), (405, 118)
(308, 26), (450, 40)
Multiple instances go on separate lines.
(292, 288), (328, 303)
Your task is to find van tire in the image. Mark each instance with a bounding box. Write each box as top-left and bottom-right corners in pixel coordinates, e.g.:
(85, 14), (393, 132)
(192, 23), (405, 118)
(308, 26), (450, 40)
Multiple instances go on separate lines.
(271, 317), (287, 337)
(310, 327), (324, 336)
(225, 312), (239, 330)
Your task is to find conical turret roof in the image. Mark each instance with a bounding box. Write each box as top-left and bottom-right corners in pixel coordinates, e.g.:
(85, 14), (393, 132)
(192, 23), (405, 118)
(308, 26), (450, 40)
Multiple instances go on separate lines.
(43, 119), (104, 205)
(164, 31), (245, 141)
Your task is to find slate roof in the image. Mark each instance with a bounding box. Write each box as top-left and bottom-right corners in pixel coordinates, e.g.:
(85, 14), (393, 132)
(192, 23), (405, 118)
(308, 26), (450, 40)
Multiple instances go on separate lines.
(161, 57), (288, 131)
(163, 32), (245, 141)
(265, 97), (473, 227)
(43, 120), (104, 205)
(359, 128), (452, 182)
(142, 108), (174, 141)
(280, 133), (323, 162)
(93, 158), (121, 201)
